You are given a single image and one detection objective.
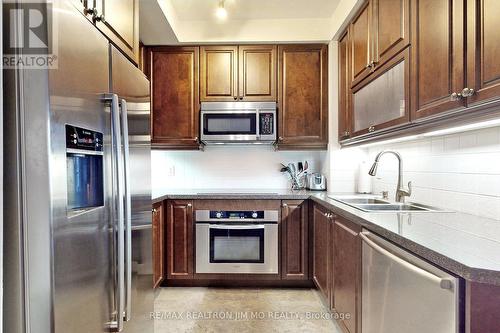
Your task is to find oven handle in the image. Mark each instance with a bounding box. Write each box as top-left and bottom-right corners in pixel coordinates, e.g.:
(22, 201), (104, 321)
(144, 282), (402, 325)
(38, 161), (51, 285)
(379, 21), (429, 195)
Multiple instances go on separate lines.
(208, 224), (265, 230)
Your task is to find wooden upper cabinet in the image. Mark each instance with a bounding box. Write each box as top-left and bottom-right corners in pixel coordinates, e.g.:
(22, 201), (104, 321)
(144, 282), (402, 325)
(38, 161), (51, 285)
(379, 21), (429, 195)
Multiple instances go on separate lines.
(312, 204), (332, 301)
(333, 218), (361, 333)
(372, 0), (410, 67)
(338, 31), (352, 141)
(350, 2), (372, 87)
(152, 202), (165, 288)
(200, 46), (239, 101)
(411, 0), (466, 120)
(281, 200), (309, 280)
(466, 0), (500, 107)
(239, 45), (277, 101)
(150, 47), (200, 149)
(94, 0), (139, 64)
(278, 44), (328, 150)
(166, 200), (194, 279)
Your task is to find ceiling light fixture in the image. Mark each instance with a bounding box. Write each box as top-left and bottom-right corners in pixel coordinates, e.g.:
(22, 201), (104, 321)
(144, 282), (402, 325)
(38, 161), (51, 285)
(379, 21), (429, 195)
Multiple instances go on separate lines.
(216, 0), (227, 19)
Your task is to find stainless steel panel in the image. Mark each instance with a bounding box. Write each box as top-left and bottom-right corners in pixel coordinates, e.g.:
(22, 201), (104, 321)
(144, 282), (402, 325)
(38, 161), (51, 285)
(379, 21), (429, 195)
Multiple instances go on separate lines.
(110, 46), (153, 333)
(195, 224), (278, 274)
(49, 2), (113, 333)
(195, 210), (279, 223)
(361, 230), (459, 333)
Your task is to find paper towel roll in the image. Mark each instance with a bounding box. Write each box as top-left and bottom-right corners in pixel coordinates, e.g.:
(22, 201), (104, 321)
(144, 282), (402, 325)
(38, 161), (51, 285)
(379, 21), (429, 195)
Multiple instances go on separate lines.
(357, 161), (373, 194)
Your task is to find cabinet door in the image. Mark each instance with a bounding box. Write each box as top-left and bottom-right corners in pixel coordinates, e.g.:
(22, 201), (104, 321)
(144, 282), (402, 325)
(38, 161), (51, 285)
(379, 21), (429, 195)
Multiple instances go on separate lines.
(312, 204), (332, 301)
(350, 1), (372, 87)
(351, 48), (410, 136)
(166, 200), (194, 279)
(150, 47), (200, 149)
(94, 0), (139, 64)
(152, 202), (164, 288)
(411, 0), (466, 120)
(372, 0), (410, 68)
(338, 31), (352, 141)
(466, 0), (500, 106)
(333, 218), (361, 333)
(281, 200), (309, 280)
(238, 45), (277, 101)
(278, 44), (328, 150)
(200, 46), (238, 101)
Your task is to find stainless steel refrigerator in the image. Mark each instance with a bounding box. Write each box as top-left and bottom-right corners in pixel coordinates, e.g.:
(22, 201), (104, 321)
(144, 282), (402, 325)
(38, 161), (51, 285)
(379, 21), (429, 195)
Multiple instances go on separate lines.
(3, 1), (153, 332)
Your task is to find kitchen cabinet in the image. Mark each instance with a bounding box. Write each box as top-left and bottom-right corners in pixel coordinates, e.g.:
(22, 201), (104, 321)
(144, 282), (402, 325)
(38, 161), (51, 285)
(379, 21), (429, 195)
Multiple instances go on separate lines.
(410, 0), (467, 120)
(333, 218), (361, 333)
(200, 45), (277, 102)
(93, 0), (140, 64)
(338, 31), (352, 141)
(200, 46), (239, 101)
(312, 203), (333, 301)
(277, 44), (328, 150)
(281, 200), (309, 280)
(466, 0), (500, 107)
(150, 47), (200, 150)
(166, 200), (194, 279)
(351, 48), (410, 136)
(350, 2), (372, 87)
(152, 202), (165, 288)
(372, 0), (410, 71)
(239, 45), (277, 101)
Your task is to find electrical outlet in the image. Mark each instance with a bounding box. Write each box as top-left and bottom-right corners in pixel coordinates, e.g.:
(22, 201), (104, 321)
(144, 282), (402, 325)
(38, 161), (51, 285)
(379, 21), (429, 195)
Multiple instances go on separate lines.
(168, 166), (175, 177)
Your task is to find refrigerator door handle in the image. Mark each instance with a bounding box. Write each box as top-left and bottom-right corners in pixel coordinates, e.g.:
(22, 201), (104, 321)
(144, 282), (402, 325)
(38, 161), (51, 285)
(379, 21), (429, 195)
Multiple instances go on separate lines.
(120, 98), (133, 322)
(106, 93), (125, 332)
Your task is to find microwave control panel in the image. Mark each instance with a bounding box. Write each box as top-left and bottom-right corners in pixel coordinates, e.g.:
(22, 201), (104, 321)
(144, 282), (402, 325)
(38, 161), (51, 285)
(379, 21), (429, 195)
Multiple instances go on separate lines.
(259, 113), (274, 135)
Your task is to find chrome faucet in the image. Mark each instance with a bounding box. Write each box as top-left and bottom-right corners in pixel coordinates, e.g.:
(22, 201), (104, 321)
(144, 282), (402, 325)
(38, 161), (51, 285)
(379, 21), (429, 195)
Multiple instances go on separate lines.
(368, 150), (412, 203)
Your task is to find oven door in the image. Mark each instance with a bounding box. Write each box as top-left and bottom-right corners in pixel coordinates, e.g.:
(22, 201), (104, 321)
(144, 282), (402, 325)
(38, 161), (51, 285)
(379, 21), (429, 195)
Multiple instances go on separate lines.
(201, 111), (258, 142)
(196, 223), (278, 274)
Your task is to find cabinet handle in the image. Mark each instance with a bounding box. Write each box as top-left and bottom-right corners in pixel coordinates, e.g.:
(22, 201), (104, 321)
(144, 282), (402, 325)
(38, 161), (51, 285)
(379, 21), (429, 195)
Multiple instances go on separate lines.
(94, 14), (105, 23)
(461, 87), (475, 98)
(187, 203), (192, 207)
(450, 92), (463, 101)
(368, 126), (375, 132)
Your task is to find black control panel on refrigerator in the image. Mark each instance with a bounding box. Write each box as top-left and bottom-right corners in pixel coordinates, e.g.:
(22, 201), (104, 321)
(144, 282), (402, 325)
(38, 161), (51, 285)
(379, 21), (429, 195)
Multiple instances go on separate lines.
(66, 124), (103, 151)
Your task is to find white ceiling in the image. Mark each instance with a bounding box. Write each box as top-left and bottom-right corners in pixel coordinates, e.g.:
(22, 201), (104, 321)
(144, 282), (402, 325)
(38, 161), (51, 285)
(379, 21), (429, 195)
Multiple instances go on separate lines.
(170, 0), (341, 20)
(140, 0), (356, 44)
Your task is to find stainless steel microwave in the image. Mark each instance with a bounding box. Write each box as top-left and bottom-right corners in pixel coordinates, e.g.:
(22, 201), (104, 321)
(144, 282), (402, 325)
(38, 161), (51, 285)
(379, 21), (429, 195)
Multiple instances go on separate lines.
(200, 102), (277, 144)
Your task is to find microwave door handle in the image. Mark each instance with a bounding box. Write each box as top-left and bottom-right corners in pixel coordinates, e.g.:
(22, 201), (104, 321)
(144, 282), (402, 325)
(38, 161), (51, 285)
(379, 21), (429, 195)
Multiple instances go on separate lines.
(209, 224), (265, 230)
(120, 99), (132, 322)
(106, 93), (125, 332)
(255, 110), (260, 139)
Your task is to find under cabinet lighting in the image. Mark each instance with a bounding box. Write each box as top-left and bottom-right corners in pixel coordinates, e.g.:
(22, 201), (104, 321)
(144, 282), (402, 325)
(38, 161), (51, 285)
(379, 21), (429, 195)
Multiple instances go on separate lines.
(216, 0), (227, 19)
(422, 117), (500, 137)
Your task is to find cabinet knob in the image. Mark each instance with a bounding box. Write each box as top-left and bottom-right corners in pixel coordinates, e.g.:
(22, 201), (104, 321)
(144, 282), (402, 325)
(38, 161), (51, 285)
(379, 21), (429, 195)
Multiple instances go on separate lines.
(94, 14), (105, 22)
(187, 203), (192, 207)
(282, 203), (288, 207)
(233, 96), (238, 100)
(194, 136), (199, 142)
(368, 126), (375, 133)
(239, 96), (243, 100)
(152, 208), (157, 213)
(278, 136), (284, 142)
(461, 87), (475, 98)
(341, 131), (350, 140)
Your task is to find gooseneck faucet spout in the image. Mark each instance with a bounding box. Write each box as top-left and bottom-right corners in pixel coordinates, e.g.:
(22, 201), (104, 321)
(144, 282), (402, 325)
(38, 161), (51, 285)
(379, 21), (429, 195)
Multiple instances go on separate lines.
(368, 150), (412, 203)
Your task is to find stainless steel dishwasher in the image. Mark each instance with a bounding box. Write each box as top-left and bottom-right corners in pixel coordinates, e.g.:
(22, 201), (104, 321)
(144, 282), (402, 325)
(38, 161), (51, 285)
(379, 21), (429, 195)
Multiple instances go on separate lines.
(360, 230), (460, 333)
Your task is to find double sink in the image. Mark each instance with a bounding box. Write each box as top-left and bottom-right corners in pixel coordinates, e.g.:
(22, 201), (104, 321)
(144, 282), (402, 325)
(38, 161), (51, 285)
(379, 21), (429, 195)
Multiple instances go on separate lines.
(329, 196), (449, 213)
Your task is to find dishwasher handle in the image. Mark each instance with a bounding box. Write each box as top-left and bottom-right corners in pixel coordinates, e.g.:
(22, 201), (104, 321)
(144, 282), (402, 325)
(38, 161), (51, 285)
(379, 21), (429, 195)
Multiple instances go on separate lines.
(360, 232), (453, 290)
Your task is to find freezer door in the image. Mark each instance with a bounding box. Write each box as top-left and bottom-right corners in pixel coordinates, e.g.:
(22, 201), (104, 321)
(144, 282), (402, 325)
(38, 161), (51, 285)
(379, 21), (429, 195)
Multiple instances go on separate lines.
(110, 45), (153, 333)
(48, 2), (116, 333)
(361, 231), (459, 333)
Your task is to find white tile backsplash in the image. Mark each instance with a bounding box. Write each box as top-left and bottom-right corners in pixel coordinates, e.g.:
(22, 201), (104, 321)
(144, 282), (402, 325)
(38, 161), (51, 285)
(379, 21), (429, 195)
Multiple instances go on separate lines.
(363, 126), (500, 220)
(151, 146), (328, 196)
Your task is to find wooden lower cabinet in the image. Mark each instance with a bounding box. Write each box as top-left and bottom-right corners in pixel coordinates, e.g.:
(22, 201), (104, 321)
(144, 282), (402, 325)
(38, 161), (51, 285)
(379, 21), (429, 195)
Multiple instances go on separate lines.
(312, 203), (333, 301)
(281, 200), (309, 280)
(166, 200), (194, 279)
(333, 217), (361, 333)
(152, 202), (165, 288)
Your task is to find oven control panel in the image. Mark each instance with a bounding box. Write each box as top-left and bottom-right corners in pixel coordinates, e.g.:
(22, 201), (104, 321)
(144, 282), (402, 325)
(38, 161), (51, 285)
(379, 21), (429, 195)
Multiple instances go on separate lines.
(209, 210), (264, 219)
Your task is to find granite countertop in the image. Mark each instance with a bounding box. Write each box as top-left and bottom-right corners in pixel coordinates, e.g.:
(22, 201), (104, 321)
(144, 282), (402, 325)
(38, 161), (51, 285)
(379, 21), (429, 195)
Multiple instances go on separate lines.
(152, 189), (500, 285)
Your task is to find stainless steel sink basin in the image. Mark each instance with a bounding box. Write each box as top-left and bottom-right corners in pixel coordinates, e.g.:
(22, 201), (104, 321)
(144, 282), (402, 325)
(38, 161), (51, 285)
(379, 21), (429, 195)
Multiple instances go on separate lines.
(329, 195), (449, 213)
